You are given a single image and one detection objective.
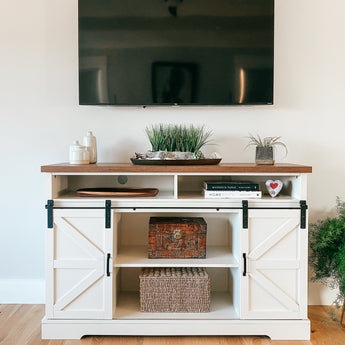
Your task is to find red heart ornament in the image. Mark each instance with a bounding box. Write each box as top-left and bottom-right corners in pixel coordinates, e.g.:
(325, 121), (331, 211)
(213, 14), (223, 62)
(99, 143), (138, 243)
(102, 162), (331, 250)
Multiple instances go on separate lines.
(266, 179), (283, 198)
(270, 183), (279, 189)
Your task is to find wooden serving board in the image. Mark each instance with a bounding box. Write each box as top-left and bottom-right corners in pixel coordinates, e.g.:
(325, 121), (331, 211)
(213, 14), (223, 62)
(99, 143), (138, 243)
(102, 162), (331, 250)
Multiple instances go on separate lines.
(76, 188), (159, 197)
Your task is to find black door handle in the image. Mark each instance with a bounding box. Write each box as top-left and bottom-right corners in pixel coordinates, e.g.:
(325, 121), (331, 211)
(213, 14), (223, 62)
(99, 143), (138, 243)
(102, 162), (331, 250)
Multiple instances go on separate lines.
(106, 253), (111, 276)
(243, 253), (247, 276)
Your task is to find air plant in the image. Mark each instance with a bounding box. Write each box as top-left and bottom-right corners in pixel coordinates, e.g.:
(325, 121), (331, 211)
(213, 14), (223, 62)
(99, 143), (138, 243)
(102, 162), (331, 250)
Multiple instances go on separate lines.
(246, 133), (288, 157)
(145, 124), (213, 153)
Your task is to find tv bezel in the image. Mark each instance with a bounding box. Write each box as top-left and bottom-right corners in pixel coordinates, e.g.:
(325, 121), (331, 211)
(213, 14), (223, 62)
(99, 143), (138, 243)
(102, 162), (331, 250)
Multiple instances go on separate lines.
(78, 0), (275, 107)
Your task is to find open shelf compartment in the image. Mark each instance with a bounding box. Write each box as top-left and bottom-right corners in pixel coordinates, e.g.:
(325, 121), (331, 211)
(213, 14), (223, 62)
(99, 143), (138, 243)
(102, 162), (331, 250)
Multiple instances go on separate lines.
(51, 174), (176, 199)
(113, 267), (240, 320)
(177, 174), (305, 201)
(113, 211), (241, 268)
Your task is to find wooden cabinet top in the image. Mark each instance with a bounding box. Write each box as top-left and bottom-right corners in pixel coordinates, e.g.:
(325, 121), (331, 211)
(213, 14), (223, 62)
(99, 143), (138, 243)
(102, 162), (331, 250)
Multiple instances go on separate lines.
(41, 163), (312, 174)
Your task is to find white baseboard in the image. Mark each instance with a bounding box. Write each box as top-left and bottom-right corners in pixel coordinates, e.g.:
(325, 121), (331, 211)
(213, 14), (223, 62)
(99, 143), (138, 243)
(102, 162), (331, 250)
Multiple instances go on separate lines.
(0, 279), (45, 304)
(308, 281), (339, 305)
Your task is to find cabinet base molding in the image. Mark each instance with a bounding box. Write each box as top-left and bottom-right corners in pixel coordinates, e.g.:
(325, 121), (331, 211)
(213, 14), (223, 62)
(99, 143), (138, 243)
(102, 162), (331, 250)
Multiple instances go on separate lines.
(41, 317), (311, 340)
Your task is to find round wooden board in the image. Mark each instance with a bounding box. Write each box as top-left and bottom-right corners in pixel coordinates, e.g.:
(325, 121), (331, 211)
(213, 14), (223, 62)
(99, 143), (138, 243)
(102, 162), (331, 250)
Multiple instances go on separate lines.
(76, 188), (159, 197)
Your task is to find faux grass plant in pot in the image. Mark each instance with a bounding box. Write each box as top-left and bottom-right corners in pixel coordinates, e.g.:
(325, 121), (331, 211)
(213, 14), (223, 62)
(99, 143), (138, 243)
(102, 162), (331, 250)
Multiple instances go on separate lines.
(246, 134), (288, 165)
(145, 124), (212, 160)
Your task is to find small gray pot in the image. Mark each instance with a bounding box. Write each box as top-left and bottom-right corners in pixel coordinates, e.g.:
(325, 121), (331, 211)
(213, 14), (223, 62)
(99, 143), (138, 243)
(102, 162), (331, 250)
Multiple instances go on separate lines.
(255, 146), (274, 165)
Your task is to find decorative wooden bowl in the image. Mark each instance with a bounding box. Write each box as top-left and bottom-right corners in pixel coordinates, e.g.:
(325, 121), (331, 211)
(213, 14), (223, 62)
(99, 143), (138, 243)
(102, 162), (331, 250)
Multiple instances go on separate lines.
(76, 188), (159, 197)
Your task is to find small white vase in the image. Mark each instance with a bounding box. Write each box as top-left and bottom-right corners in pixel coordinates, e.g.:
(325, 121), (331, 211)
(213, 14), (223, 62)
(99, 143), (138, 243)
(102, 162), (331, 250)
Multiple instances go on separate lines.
(83, 131), (97, 163)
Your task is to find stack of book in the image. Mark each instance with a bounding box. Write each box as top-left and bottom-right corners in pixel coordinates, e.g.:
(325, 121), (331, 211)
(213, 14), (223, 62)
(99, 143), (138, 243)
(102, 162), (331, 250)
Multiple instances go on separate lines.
(203, 181), (261, 199)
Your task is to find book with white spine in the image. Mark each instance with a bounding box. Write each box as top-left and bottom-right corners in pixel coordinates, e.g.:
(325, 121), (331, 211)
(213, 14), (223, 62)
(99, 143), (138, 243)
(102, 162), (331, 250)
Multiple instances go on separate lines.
(203, 189), (262, 199)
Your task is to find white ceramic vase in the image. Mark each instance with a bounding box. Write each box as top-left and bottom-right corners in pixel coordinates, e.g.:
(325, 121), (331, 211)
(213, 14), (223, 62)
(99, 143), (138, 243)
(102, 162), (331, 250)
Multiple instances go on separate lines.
(83, 131), (97, 163)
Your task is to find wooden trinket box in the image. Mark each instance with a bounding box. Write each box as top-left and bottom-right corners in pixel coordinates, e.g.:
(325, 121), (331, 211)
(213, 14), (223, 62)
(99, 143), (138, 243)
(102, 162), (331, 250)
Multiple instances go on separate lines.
(148, 217), (207, 259)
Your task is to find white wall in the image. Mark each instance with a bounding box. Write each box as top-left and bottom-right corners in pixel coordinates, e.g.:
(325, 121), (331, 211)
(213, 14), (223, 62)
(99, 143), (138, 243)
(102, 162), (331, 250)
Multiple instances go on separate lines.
(0, 0), (344, 304)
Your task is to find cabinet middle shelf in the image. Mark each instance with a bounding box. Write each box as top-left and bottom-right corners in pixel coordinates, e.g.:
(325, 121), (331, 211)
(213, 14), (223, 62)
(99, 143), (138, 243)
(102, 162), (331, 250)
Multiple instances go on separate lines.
(114, 245), (239, 268)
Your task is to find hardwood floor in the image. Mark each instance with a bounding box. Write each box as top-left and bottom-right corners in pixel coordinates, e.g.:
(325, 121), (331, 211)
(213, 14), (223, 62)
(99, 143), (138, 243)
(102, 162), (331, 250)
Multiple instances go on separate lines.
(1, 305), (345, 345)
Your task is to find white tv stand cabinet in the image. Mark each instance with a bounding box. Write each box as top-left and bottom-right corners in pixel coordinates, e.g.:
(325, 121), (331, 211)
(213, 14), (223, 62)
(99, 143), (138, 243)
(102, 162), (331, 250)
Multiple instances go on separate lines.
(41, 163), (312, 340)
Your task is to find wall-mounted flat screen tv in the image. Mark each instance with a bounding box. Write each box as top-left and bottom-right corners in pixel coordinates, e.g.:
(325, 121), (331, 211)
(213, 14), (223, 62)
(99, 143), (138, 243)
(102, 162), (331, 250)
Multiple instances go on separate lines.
(79, 0), (274, 106)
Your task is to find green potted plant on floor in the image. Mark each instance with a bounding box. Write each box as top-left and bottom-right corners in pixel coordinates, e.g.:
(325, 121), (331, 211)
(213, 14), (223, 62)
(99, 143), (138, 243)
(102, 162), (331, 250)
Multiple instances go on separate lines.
(246, 134), (288, 165)
(309, 197), (345, 326)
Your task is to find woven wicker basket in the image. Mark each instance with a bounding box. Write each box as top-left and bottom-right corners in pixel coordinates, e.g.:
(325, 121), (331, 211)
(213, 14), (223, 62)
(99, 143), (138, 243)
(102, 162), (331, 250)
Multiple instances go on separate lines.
(139, 267), (210, 313)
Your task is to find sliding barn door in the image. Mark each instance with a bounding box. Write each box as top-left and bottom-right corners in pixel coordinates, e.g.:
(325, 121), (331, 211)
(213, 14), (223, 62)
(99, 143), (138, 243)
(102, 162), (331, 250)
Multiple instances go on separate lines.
(241, 209), (307, 319)
(46, 209), (112, 319)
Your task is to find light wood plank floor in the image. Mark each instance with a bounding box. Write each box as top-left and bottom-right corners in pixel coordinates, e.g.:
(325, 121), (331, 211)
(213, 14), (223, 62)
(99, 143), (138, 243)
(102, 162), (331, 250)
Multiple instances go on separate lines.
(1, 305), (345, 345)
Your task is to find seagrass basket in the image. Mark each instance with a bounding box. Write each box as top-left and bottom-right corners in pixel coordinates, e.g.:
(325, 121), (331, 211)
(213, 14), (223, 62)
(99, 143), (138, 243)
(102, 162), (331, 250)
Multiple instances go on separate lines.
(139, 267), (210, 313)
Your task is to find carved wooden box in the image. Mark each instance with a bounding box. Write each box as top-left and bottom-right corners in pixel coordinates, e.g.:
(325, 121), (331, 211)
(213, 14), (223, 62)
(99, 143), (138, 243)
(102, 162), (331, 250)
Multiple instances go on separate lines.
(148, 217), (207, 259)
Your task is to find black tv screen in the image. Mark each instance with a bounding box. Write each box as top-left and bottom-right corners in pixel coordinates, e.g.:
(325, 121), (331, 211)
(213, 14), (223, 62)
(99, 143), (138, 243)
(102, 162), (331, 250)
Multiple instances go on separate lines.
(79, 0), (274, 106)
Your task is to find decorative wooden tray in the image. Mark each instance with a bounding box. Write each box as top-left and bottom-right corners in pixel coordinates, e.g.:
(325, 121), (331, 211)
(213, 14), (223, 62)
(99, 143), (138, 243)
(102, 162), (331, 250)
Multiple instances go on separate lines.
(130, 158), (221, 166)
(76, 188), (159, 197)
